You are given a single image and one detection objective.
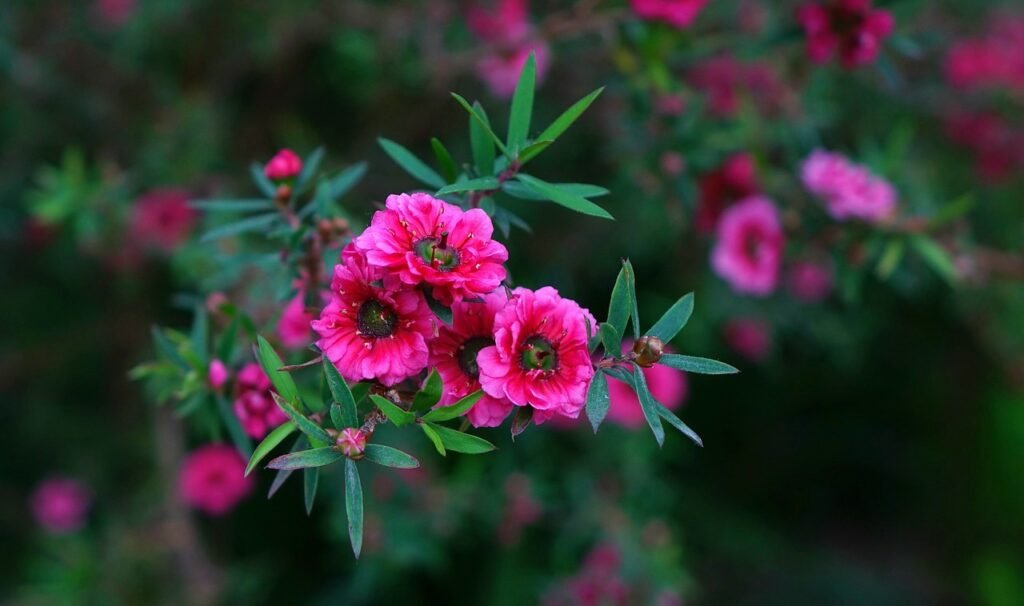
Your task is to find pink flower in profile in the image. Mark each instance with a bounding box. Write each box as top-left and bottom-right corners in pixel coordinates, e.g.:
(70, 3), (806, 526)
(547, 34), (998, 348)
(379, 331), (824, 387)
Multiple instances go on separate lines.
(606, 342), (688, 429)
(429, 291), (514, 428)
(313, 245), (434, 386)
(179, 445), (253, 516)
(264, 149), (303, 181)
(801, 150), (897, 222)
(354, 193), (508, 306)
(233, 362), (288, 439)
(787, 260), (834, 303)
(724, 318), (771, 361)
(631, 0), (709, 29)
(30, 477), (91, 534)
(478, 287), (596, 420)
(797, 0), (894, 68)
(467, 0), (551, 98)
(129, 188), (198, 253)
(697, 152), (759, 233)
(278, 290), (315, 350)
(710, 196), (784, 296)
(208, 359), (229, 390)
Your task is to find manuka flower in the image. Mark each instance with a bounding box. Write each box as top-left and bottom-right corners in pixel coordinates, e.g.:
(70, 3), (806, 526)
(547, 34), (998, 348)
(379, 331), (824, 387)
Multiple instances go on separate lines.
(478, 287), (596, 420)
(801, 150), (897, 222)
(277, 289), (315, 350)
(428, 291), (514, 428)
(696, 152), (759, 233)
(710, 196), (784, 296)
(796, 0), (894, 68)
(178, 445), (253, 516)
(30, 477), (91, 535)
(233, 362), (288, 439)
(129, 188), (198, 253)
(354, 193), (508, 306)
(467, 0), (551, 98)
(313, 245), (434, 386)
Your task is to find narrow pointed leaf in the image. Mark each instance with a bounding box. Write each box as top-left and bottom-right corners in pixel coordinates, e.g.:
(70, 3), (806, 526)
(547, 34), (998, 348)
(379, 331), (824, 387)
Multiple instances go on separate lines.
(421, 390), (483, 422)
(909, 235), (957, 283)
(507, 53), (536, 153)
(294, 147), (324, 195)
(411, 369), (444, 413)
(423, 287), (453, 325)
(655, 402), (703, 447)
(363, 444), (420, 469)
(250, 162), (276, 198)
(266, 447), (343, 470)
(501, 181), (609, 200)
(271, 393), (332, 443)
(428, 422), (496, 454)
(304, 467), (320, 515)
(369, 395), (415, 426)
(624, 260), (640, 339)
(516, 140), (552, 164)
(632, 363), (665, 447)
(658, 354), (738, 374)
(216, 395), (253, 458)
(323, 358), (358, 427)
(190, 306), (208, 363)
(256, 336), (301, 405)
(190, 199), (275, 212)
(329, 403), (345, 430)
(470, 101), (496, 175)
(646, 293), (694, 343)
(378, 138), (445, 188)
(607, 264), (631, 338)
(451, 93), (508, 154)
(328, 162), (368, 200)
(267, 435), (305, 498)
(511, 406), (533, 441)
(421, 423), (446, 456)
(531, 87), (604, 157)
(245, 421), (297, 476)
(585, 371), (610, 433)
(431, 138), (457, 184)
(344, 459), (363, 558)
(200, 213), (278, 242)
(151, 326), (188, 371)
(515, 174), (613, 219)
(216, 316), (238, 363)
(436, 177), (500, 196)
(599, 322), (622, 357)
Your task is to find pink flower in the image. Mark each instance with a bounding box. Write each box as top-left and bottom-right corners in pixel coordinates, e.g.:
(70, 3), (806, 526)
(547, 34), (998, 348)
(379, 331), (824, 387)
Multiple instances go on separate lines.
(467, 0), (531, 44)
(429, 291), (515, 427)
(945, 16), (1024, 94)
(801, 150), (897, 222)
(354, 193), (508, 306)
(710, 196), (784, 296)
(631, 0), (709, 29)
(30, 477), (91, 534)
(476, 41), (551, 99)
(467, 0), (551, 98)
(697, 152), (759, 233)
(797, 0), (894, 68)
(787, 260), (834, 303)
(724, 318), (771, 361)
(95, 0), (136, 27)
(313, 245), (434, 386)
(278, 290), (315, 350)
(233, 362), (288, 439)
(129, 188), (198, 253)
(337, 428), (368, 457)
(208, 359), (229, 390)
(660, 151), (686, 177)
(264, 149), (303, 181)
(178, 445), (253, 516)
(945, 112), (1024, 184)
(689, 55), (790, 118)
(478, 287), (596, 420)
(498, 473), (542, 545)
(606, 342), (688, 429)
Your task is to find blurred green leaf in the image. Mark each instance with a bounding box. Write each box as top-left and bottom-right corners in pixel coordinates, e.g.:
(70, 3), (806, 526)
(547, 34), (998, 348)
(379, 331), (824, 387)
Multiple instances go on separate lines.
(515, 174), (613, 219)
(250, 162), (276, 198)
(421, 422), (446, 456)
(421, 390), (483, 422)
(632, 363), (665, 447)
(876, 239), (905, 279)
(304, 467), (320, 515)
(646, 293), (694, 343)
(378, 138), (445, 188)
(216, 395), (253, 458)
(369, 395), (415, 426)
(266, 447), (342, 470)
(200, 213), (278, 243)
(525, 87), (603, 163)
(659, 354), (738, 374)
(452, 93), (508, 155)
(909, 235), (957, 283)
(344, 459), (363, 558)
(190, 306), (208, 364)
(507, 53), (536, 153)
(151, 326), (189, 371)
(585, 371), (610, 433)
(216, 316), (238, 363)
(190, 199), (274, 211)
(328, 162), (368, 200)
(294, 147), (324, 195)
(245, 421), (297, 476)
(363, 444), (420, 469)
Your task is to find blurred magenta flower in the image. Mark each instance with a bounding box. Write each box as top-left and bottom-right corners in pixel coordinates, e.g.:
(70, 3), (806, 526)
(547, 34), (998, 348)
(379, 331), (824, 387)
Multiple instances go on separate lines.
(30, 477), (91, 535)
(711, 196), (784, 296)
(689, 55), (787, 118)
(631, 0), (709, 29)
(543, 543), (631, 605)
(277, 289), (315, 350)
(208, 359), (229, 390)
(660, 151), (686, 177)
(606, 342), (688, 429)
(801, 150), (897, 223)
(796, 0), (893, 68)
(233, 362), (288, 439)
(264, 149), (303, 181)
(129, 188), (198, 253)
(945, 112), (1024, 184)
(179, 445), (253, 516)
(697, 152), (759, 233)
(787, 260), (834, 303)
(945, 16), (1024, 94)
(724, 317), (772, 361)
(479, 287), (597, 421)
(467, 0), (550, 98)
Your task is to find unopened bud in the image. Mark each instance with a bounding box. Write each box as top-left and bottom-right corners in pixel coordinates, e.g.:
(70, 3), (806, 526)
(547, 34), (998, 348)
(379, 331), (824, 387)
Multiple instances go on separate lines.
(264, 149), (303, 181)
(274, 184), (292, 203)
(632, 336), (665, 367)
(336, 427), (367, 458)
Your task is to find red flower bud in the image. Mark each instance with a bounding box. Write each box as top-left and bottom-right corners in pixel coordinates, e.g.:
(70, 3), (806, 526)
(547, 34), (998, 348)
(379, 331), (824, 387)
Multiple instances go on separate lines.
(632, 336), (665, 367)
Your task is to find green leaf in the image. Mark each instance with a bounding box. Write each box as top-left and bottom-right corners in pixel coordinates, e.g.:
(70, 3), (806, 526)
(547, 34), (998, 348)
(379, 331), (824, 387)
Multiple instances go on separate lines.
(420, 422), (446, 455)
(294, 147), (324, 195)
(271, 393), (332, 443)
(255, 336), (301, 405)
(585, 371), (610, 433)
(421, 390), (483, 422)
(427, 422), (496, 454)
(506, 53), (536, 153)
(245, 421), (297, 476)
(190, 199), (275, 212)
(631, 363), (665, 447)
(928, 193), (975, 229)
(411, 369), (444, 413)
(266, 447), (343, 470)
(216, 316), (238, 363)
(344, 459), (363, 558)
(607, 262), (632, 338)
(250, 162), (276, 198)
(436, 177), (500, 196)
(646, 293), (694, 343)
(431, 138), (457, 184)
(876, 239), (905, 279)
(328, 162), (368, 200)
(526, 87), (604, 163)
(501, 181), (609, 200)
(423, 287), (453, 325)
(515, 174), (613, 220)
(655, 402), (703, 447)
(351, 382), (371, 406)
(451, 93), (508, 155)
(470, 102), (496, 175)
(151, 326), (188, 371)
(304, 467), (319, 515)
(323, 358), (358, 428)
(658, 354), (738, 374)
(909, 235), (957, 283)
(267, 435), (304, 498)
(599, 322), (622, 357)
(369, 394), (415, 427)
(511, 406), (533, 440)
(200, 213), (278, 243)
(516, 140), (552, 164)
(190, 306), (208, 364)
(623, 260), (640, 339)
(329, 403), (344, 430)
(378, 138), (445, 189)
(216, 395), (253, 458)
(363, 444), (420, 469)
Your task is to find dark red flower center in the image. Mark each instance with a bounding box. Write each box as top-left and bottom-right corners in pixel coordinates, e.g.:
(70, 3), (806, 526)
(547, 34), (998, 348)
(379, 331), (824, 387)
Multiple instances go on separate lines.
(414, 232), (460, 272)
(457, 336), (493, 379)
(357, 299), (398, 337)
(519, 336), (558, 372)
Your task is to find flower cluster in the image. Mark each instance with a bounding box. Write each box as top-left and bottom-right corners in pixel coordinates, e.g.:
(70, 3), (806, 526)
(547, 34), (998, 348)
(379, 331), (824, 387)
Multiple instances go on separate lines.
(801, 149), (897, 223)
(796, 0), (894, 68)
(314, 193), (598, 426)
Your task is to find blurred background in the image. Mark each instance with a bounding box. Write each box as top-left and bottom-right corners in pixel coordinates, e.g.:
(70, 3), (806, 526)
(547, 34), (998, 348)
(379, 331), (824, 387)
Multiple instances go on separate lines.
(3, 0), (1024, 604)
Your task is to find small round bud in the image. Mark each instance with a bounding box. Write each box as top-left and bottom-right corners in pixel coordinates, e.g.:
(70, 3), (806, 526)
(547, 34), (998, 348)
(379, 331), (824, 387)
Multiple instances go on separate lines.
(336, 427), (367, 458)
(274, 184), (292, 203)
(264, 149), (303, 181)
(632, 336), (665, 367)
(208, 359), (229, 390)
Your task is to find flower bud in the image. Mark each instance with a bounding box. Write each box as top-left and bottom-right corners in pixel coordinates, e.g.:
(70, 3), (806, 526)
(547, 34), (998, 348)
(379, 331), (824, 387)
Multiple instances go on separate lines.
(632, 336), (665, 367)
(263, 149), (303, 181)
(336, 427), (367, 458)
(208, 359), (229, 390)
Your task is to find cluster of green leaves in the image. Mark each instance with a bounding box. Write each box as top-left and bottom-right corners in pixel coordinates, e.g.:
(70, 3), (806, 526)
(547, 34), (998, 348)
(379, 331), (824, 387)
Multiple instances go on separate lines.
(378, 53), (612, 237)
(585, 260), (738, 447)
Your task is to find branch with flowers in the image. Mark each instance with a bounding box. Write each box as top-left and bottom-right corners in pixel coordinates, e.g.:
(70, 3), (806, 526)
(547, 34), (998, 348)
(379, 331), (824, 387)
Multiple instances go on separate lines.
(132, 54), (735, 557)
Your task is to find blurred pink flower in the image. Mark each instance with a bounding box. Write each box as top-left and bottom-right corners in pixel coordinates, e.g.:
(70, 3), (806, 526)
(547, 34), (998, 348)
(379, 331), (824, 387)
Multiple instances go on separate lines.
(543, 543), (631, 606)
(476, 40), (551, 99)
(30, 477), (91, 535)
(797, 0), (894, 68)
(711, 196), (784, 296)
(129, 188), (198, 253)
(787, 260), (834, 303)
(801, 150), (897, 223)
(467, 0), (530, 44)
(179, 445), (253, 516)
(654, 93), (687, 116)
(945, 112), (1024, 184)
(660, 151), (686, 177)
(264, 149), (303, 181)
(278, 290), (315, 350)
(468, 0), (550, 98)
(724, 318), (771, 361)
(208, 359), (229, 390)
(945, 16), (1024, 94)
(233, 362), (288, 439)
(631, 0), (709, 29)
(95, 0), (136, 27)
(697, 152), (759, 233)
(689, 55), (789, 119)
(606, 342), (688, 429)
